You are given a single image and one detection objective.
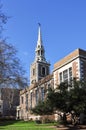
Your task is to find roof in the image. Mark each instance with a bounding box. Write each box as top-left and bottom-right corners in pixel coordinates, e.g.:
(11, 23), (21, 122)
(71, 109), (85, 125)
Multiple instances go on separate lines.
(20, 74), (53, 95)
(54, 48), (86, 71)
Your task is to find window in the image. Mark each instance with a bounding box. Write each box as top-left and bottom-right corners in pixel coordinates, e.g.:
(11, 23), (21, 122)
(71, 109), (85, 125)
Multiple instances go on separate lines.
(59, 67), (72, 84)
(21, 96), (24, 104)
(35, 89), (39, 104)
(26, 94), (28, 111)
(38, 50), (40, 55)
(41, 50), (43, 55)
(69, 67), (72, 81)
(30, 92), (33, 109)
(59, 72), (62, 83)
(63, 69), (68, 82)
(41, 67), (45, 76)
(41, 87), (44, 101)
(69, 67), (72, 86)
(33, 69), (35, 76)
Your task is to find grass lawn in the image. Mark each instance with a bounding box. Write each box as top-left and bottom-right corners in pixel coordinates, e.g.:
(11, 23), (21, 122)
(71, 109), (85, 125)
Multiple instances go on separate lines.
(0, 120), (57, 130)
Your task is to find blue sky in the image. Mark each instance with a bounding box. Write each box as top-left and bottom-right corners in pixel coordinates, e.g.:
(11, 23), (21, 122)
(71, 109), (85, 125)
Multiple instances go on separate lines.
(2, 0), (86, 80)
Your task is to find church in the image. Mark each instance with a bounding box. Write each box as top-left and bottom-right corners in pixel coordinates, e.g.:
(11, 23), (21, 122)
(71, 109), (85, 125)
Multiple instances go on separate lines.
(16, 24), (86, 120)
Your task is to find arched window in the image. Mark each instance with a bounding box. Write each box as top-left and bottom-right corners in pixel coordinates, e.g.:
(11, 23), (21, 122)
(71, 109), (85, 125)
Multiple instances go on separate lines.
(41, 87), (44, 101)
(41, 67), (46, 76)
(33, 69), (35, 76)
(38, 50), (40, 55)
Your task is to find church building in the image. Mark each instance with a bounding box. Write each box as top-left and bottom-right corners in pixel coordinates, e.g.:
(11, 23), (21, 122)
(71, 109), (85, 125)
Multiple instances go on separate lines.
(16, 24), (86, 120)
(16, 24), (53, 120)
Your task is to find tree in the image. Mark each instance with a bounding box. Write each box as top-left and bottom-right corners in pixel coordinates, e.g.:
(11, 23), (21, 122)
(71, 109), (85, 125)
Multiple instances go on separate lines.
(0, 1), (28, 89)
(68, 79), (86, 114)
(31, 100), (53, 123)
(0, 40), (28, 89)
(0, 1), (8, 37)
(31, 79), (86, 123)
(32, 100), (53, 116)
(0, 1), (28, 117)
(1, 87), (20, 116)
(46, 79), (86, 113)
(46, 84), (69, 112)
(44, 79), (86, 125)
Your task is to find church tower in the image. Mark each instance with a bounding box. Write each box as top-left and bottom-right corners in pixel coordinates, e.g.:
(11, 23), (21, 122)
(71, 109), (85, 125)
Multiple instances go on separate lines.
(30, 24), (50, 85)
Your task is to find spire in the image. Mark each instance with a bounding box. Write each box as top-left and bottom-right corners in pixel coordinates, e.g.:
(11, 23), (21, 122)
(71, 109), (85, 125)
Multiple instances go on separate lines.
(35, 24), (46, 62)
(37, 23), (42, 46)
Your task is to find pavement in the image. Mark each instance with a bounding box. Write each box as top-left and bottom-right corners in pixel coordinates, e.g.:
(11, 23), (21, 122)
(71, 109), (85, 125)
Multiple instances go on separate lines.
(56, 125), (86, 130)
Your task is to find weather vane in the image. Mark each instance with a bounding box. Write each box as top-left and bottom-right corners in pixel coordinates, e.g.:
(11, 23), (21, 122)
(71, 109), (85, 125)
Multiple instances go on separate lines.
(38, 23), (41, 26)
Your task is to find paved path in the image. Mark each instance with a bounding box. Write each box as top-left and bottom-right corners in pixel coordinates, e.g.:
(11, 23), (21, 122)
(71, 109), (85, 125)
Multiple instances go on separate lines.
(56, 125), (86, 130)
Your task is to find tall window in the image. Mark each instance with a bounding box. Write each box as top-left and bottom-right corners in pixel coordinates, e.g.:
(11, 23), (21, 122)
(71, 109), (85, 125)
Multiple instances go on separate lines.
(41, 50), (43, 55)
(41, 87), (44, 101)
(35, 89), (39, 104)
(59, 72), (62, 83)
(26, 94), (28, 111)
(33, 69), (35, 76)
(30, 92), (33, 109)
(41, 67), (45, 76)
(59, 67), (72, 84)
(69, 67), (72, 85)
(38, 50), (40, 55)
(21, 96), (24, 104)
(63, 69), (68, 82)
(69, 67), (72, 81)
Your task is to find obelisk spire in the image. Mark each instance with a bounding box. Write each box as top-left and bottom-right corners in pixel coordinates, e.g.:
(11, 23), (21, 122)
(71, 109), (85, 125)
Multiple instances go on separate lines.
(37, 23), (42, 46)
(35, 24), (46, 62)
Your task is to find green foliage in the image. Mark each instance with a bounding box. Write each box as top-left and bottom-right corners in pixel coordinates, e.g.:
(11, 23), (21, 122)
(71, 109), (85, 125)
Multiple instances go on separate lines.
(31, 100), (53, 115)
(32, 79), (86, 116)
(68, 80), (86, 113)
(47, 79), (86, 114)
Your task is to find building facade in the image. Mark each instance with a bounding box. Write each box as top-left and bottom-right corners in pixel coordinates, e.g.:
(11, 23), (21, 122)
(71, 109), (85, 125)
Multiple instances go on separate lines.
(17, 25), (86, 120)
(0, 88), (19, 117)
(17, 74), (53, 120)
(53, 48), (86, 89)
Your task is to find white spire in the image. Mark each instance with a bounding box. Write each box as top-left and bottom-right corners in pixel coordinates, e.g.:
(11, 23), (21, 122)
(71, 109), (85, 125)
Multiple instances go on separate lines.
(35, 23), (46, 62)
(37, 23), (42, 46)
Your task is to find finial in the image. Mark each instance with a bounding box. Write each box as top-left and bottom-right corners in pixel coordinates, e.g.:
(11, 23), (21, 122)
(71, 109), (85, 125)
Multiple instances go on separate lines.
(38, 23), (41, 26)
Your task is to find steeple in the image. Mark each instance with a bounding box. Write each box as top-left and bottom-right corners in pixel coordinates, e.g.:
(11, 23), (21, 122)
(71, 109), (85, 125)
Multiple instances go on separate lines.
(35, 24), (46, 62)
(30, 24), (50, 85)
(37, 23), (42, 46)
